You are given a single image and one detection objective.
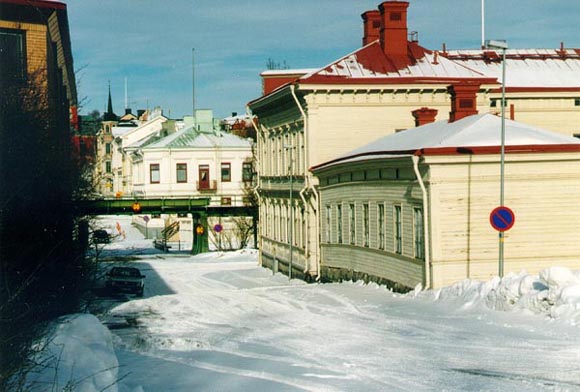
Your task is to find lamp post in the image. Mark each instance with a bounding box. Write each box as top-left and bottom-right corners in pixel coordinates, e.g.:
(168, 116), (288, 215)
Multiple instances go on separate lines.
(485, 39), (508, 277)
(284, 144), (294, 279)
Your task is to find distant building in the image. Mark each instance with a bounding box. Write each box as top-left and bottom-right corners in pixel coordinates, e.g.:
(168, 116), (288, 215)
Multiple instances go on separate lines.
(220, 112), (257, 141)
(132, 122), (253, 206)
(312, 114), (580, 290)
(249, 0), (580, 280)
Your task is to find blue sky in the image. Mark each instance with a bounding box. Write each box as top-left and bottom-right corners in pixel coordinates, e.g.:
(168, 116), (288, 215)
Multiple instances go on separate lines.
(67, 0), (580, 119)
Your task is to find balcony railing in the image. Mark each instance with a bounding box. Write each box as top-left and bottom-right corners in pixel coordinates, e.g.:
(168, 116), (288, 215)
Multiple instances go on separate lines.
(196, 180), (217, 191)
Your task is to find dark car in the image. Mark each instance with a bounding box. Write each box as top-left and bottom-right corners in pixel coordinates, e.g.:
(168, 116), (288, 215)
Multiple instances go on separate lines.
(106, 266), (145, 296)
(93, 229), (110, 244)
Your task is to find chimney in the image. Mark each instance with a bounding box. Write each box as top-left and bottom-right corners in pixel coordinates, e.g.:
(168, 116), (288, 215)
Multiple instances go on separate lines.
(125, 108), (132, 115)
(412, 107), (438, 127)
(448, 83), (480, 122)
(361, 10), (381, 46)
(379, 1), (410, 58)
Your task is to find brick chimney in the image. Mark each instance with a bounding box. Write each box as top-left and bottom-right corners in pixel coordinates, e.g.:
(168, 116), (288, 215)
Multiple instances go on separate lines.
(379, 1), (410, 59)
(361, 10), (381, 46)
(412, 107), (438, 126)
(448, 84), (480, 122)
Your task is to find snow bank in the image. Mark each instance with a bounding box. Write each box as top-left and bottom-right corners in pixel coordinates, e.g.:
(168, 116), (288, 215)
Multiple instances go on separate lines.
(25, 314), (120, 392)
(411, 266), (580, 325)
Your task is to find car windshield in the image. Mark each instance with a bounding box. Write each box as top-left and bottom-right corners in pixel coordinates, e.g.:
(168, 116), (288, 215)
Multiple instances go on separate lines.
(111, 268), (140, 277)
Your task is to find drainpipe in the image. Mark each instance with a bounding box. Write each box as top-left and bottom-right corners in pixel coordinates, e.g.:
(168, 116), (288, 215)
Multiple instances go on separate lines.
(412, 154), (431, 289)
(246, 106), (262, 262)
(290, 85), (313, 276)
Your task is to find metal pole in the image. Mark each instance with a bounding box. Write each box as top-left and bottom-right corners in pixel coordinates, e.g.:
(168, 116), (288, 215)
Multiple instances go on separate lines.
(192, 48), (195, 115)
(289, 147), (293, 280)
(284, 144), (294, 280)
(499, 46), (506, 278)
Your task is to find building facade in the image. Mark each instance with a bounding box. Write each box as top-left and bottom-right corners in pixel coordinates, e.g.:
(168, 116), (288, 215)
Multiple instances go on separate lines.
(248, 1), (580, 280)
(312, 114), (580, 289)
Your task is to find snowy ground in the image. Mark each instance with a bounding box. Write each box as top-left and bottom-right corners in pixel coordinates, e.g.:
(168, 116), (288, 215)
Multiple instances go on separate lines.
(27, 216), (580, 391)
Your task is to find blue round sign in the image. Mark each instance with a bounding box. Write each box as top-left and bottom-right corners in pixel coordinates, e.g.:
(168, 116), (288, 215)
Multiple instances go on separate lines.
(489, 206), (515, 232)
(213, 224), (223, 233)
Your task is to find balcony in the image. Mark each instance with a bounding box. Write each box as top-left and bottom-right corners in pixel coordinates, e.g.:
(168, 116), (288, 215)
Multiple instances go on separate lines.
(196, 180), (217, 191)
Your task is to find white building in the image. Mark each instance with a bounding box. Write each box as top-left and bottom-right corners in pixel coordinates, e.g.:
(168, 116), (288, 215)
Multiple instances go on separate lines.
(131, 125), (254, 206)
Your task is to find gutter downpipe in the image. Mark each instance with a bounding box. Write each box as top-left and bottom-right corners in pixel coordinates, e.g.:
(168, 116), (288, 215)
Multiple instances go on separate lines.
(290, 85), (314, 277)
(247, 106), (263, 265)
(412, 154), (431, 290)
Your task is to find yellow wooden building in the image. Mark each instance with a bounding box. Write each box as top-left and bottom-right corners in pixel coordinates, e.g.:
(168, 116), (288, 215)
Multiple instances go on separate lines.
(248, 1), (580, 281)
(312, 114), (580, 290)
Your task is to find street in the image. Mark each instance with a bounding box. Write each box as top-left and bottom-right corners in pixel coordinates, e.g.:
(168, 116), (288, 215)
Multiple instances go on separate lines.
(91, 216), (580, 392)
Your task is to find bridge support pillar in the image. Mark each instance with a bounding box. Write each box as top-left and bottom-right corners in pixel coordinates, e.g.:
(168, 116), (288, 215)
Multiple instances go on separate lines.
(192, 214), (209, 255)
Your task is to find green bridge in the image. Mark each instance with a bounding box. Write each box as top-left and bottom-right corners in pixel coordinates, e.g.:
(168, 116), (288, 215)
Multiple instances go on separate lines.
(78, 197), (258, 253)
(78, 197), (257, 217)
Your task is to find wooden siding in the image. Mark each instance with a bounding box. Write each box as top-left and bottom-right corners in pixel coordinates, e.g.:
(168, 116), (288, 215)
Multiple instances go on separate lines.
(318, 162), (426, 287)
(426, 152), (580, 287)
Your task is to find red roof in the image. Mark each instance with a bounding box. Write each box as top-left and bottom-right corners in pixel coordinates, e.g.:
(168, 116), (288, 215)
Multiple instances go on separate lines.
(0, 0), (66, 10)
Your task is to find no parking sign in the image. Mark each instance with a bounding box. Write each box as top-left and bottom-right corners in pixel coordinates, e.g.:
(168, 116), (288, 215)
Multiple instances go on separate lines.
(489, 206), (515, 232)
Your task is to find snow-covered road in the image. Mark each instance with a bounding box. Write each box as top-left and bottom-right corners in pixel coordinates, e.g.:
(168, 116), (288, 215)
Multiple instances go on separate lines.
(94, 216), (580, 391)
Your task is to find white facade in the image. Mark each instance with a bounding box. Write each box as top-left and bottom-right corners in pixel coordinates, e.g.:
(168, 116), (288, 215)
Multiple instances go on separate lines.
(132, 127), (254, 206)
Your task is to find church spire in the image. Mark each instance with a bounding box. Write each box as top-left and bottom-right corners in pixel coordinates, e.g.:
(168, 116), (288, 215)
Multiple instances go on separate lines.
(103, 81), (118, 121)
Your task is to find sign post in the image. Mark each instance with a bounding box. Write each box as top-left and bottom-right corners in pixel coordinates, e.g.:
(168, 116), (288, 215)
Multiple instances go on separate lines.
(489, 206), (515, 277)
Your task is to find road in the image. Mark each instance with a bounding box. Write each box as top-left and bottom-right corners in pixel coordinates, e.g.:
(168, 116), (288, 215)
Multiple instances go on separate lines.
(94, 216), (580, 391)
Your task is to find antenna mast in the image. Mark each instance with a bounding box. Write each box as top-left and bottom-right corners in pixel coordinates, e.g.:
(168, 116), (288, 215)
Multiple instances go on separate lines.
(481, 0), (485, 48)
(124, 77), (128, 109)
(192, 48), (196, 116)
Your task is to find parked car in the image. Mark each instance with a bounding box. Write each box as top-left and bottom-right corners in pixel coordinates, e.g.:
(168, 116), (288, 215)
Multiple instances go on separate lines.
(106, 266), (145, 296)
(93, 229), (110, 244)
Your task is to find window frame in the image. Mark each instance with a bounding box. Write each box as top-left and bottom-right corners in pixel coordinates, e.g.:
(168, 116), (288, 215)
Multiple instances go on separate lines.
(337, 204), (343, 244)
(414, 207), (425, 260)
(150, 163), (160, 184)
(363, 203), (369, 247)
(394, 205), (402, 254)
(221, 162), (231, 182)
(378, 203), (385, 250)
(349, 203), (356, 245)
(325, 205), (331, 243)
(176, 163), (187, 183)
(0, 28), (27, 82)
(242, 162), (253, 182)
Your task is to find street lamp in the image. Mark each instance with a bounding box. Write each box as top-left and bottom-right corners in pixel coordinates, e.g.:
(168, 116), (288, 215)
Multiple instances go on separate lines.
(485, 39), (508, 277)
(284, 144), (294, 279)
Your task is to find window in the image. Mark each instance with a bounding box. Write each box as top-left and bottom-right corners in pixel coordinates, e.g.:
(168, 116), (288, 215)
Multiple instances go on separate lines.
(150, 163), (160, 184)
(575, 98), (580, 107)
(242, 162), (253, 181)
(378, 204), (385, 250)
(0, 29), (26, 82)
(325, 205), (331, 243)
(105, 143), (112, 154)
(105, 161), (111, 173)
(349, 204), (355, 245)
(363, 204), (369, 247)
(176, 163), (187, 183)
(221, 162), (231, 182)
(414, 207), (425, 260)
(221, 197), (232, 206)
(337, 204), (343, 244)
(394, 205), (402, 254)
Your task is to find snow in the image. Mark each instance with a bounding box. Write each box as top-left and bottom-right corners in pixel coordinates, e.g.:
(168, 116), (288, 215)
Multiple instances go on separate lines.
(28, 215), (580, 391)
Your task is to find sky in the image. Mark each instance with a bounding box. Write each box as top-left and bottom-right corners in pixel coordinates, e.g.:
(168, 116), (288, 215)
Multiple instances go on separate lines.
(66, 1), (580, 119)
(23, 216), (580, 391)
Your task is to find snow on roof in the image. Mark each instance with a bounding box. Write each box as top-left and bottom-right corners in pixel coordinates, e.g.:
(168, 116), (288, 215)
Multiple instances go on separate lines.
(143, 127), (252, 150)
(314, 114), (580, 170)
(261, 69), (317, 77)
(446, 49), (580, 88)
(302, 41), (486, 81)
(112, 125), (138, 137)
